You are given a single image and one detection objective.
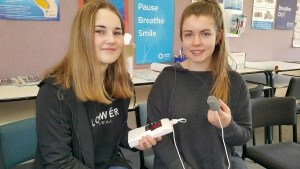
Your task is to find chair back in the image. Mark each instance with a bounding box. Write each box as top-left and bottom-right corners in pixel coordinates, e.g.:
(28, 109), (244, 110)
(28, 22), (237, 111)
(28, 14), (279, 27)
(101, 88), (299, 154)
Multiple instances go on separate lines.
(249, 84), (264, 99)
(0, 117), (37, 169)
(243, 97), (300, 168)
(251, 97), (296, 129)
(286, 77), (300, 99)
(136, 103), (148, 127)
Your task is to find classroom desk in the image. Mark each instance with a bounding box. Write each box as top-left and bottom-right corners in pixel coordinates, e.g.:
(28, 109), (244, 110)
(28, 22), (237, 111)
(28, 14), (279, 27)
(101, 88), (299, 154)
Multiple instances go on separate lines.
(0, 85), (39, 102)
(132, 69), (158, 86)
(1, 64), (284, 102)
(1, 61), (299, 102)
(245, 61), (300, 72)
(243, 73), (292, 88)
(0, 72), (157, 103)
(244, 61), (300, 90)
(132, 67), (275, 98)
(133, 67), (272, 88)
(134, 67), (275, 94)
(232, 68), (273, 97)
(244, 61), (300, 97)
(236, 68), (272, 86)
(235, 67), (267, 74)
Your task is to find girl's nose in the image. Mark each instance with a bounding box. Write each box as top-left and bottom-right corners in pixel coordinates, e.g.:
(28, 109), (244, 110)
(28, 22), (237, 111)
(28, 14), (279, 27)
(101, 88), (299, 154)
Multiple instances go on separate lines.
(106, 32), (116, 44)
(192, 35), (202, 45)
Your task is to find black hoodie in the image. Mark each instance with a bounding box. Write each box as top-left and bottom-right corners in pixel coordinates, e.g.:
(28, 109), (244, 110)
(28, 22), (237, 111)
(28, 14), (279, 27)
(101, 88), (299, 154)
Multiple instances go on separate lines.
(34, 77), (132, 169)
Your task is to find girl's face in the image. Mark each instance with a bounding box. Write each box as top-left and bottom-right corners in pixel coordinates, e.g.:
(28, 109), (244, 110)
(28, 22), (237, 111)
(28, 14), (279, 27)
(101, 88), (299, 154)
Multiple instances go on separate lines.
(181, 15), (222, 71)
(94, 8), (124, 66)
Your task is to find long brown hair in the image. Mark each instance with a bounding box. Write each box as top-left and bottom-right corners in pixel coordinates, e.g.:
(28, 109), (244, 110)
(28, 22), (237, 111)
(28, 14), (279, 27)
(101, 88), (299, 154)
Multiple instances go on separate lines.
(44, 0), (132, 104)
(180, 0), (230, 103)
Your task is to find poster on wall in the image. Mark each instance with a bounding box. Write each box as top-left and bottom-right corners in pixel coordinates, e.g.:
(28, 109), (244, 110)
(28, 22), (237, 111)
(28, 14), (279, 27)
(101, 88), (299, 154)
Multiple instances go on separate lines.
(223, 0), (243, 11)
(79, 0), (129, 32)
(222, 0), (245, 37)
(0, 0), (60, 21)
(251, 0), (277, 30)
(227, 14), (247, 37)
(134, 0), (174, 64)
(275, 0), (297, 30)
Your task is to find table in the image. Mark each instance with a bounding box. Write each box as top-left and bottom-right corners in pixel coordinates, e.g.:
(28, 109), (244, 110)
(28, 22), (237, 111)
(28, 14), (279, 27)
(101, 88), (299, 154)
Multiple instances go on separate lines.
(245, 61), (300, 72)
(243, 73), (292, 88)
(0, 71), (157, 102)
(244, 61), (300, 97)
(132, 69), (158, 86)
(5, 62), (297, 102)
(0, 85), (39, 102)
(235, 68), (273, 96)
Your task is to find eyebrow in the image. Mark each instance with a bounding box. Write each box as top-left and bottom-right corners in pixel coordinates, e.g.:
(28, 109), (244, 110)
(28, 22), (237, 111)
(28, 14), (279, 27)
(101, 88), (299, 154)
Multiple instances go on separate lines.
(183, 30), (192, 33)
(95, 25), (105, 28)
(95, 25), (122, 31)
(183, 29), (211, 33)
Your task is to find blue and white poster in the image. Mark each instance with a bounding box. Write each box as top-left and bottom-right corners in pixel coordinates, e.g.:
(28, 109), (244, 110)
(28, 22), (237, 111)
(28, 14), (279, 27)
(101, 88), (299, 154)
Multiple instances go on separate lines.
(251, 0), (276, 30)
(134, 0), (174, 64)
(224, 0), (243, 11)
(275, 0), (297, 30)
(0, 0), (60, 21)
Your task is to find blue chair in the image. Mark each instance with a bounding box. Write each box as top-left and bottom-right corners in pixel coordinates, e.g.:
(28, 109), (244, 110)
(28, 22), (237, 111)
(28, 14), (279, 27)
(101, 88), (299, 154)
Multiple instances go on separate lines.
(0, 117), (37, 169)
(135, 103), (154, 169)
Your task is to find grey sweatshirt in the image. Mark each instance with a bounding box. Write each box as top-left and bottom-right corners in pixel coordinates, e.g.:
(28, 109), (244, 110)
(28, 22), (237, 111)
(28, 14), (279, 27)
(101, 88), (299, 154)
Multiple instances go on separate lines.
(147, 63), (252, 169)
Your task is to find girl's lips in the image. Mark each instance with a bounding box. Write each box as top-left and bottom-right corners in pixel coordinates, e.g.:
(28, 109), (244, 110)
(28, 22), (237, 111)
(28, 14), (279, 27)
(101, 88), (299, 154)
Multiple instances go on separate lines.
(191, 50), (204, 55)
(102, 48), (116, 51)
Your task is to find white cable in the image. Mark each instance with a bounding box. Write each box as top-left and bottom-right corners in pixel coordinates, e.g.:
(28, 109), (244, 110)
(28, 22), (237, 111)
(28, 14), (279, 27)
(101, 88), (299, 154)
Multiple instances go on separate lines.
(172, 125), (186, 169)
(171, 118), (187, 125)
(215, 112), (230, 169)
(171, 117), (229, 169)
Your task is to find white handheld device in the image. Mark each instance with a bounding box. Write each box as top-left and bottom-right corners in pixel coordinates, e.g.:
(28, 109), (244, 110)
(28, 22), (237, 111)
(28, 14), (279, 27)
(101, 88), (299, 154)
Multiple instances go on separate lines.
(128, 118), (186, 148)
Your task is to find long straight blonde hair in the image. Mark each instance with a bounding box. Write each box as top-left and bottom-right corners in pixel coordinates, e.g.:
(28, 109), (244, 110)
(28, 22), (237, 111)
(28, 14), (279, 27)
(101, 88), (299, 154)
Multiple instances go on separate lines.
(44, 0), (132, 104)
(180, 0), (230, 103)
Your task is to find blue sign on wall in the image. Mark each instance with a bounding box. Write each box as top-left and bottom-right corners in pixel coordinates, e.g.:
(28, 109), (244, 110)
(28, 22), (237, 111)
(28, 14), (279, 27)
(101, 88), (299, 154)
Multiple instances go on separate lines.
(275, 0), (297, 30)
(134, 0), (174, 64)
(108, 0), (125, 21)
(0, 0), (60, 21)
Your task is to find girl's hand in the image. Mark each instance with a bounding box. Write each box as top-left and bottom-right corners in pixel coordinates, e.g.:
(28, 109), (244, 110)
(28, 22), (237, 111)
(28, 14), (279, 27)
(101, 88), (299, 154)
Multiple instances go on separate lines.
(135, 135), (162, 150)
(207, 99), (232, 128)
